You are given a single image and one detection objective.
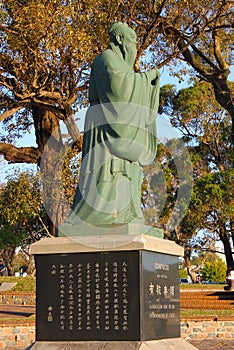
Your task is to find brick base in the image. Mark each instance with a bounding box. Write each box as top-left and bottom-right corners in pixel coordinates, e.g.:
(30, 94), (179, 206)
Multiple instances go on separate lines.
(1, 318), (234, 349)
(0, 322), (35, 349)
(181, 317), (234, 339)
(0, 292), (35, 305)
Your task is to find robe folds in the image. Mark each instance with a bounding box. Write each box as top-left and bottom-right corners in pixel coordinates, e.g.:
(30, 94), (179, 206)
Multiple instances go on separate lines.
(66, 48), (160, 226)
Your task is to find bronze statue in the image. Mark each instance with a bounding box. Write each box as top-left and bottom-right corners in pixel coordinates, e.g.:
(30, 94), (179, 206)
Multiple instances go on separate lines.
(61, 22), (160, 231)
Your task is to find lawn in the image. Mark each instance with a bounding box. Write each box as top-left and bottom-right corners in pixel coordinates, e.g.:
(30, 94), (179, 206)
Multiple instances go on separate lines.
(181, 309), (233, 317)
(0, 276), (36, 292)
(180, 283), (226, 290)
(0, 276), (227, 293)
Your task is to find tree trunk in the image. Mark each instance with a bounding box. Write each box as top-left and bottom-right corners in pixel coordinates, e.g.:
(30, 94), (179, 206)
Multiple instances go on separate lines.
(171, 31), (234, 148)
(26, 254), (35, 276)
(219, 221), (234, 269)
(1, 248), (16, 276)
(33, 105), (69, 236)
(212, 77), (234, 148)
(184, 252), (197, 283)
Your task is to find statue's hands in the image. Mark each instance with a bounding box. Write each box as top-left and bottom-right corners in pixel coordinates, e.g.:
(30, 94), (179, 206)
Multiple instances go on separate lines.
(151, 67), (160, 86)
(146, 67), (160, 86)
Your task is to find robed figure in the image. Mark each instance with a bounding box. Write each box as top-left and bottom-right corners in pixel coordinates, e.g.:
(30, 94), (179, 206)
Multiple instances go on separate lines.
(62, 22), (160, 231)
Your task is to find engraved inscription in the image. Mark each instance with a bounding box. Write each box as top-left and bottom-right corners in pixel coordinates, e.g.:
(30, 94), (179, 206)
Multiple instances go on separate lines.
(36, 251), (140, 341)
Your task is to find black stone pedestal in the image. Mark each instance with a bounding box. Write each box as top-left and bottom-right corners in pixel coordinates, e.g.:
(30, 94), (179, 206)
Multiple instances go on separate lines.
(30, 235), (198, 350)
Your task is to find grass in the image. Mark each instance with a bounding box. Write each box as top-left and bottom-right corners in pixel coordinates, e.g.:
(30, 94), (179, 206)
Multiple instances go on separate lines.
(0, 276), (227, 293)
(0, 316), (35, 324)
(0, 276), (36, 292)
(181, 309), (234, 317)
(180, 283), (226, 290)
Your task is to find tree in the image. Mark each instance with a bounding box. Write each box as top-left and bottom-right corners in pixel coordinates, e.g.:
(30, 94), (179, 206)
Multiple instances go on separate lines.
(142, 140), (197, 282)
(201, 256), (226, 283)
(159, 81), (234, 270)
(179, 268), (188, 280)
(0, 171), (48, 275)
(119, 0), (234, 145)
(0, 1), (233, 235)
(0, 0), (116, 234)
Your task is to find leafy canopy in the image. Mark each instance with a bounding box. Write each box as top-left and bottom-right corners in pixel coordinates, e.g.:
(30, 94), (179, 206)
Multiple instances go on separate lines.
(201, 257), (226, 283)
(0, 171), (48, 248)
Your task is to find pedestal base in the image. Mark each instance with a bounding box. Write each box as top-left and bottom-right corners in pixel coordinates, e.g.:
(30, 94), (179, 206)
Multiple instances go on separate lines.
(58, 223), (164, 239)
(31, 235), (186, 346)
(28, 339), (199, 350)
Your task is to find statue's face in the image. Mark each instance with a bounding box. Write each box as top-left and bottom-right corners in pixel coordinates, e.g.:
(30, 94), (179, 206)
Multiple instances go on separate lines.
(121, 29), (137, 67)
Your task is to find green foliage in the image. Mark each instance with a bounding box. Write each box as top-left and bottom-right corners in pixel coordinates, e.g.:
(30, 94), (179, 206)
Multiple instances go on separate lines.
(0, 0), (115, 140)
(13, 252), (29, 273)
(179, 269), (188, 279)
(143, 137), (193, 242)
(167, 81), (233, 266)
(0, 226), (25, 251)
(0, 171), (48, 249)
(1, 1), (232, 145)
(0, 172), (41, 225)
(0, 276), (36, 292)
(180, 309), (233, 317)
(201, 257), (226, 283)
(144, 81), (233, 271)
(170, 82), (233, 155)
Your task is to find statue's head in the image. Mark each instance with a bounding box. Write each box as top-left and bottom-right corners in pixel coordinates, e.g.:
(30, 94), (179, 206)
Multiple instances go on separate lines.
(108, 22), (137, 67)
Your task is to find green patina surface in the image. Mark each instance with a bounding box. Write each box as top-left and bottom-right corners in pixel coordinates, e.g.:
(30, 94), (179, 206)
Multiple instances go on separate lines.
(59, 22), (160, 235)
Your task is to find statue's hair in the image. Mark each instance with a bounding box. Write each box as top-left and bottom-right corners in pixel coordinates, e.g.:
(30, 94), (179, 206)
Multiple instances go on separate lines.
(108, 22), (134, 42)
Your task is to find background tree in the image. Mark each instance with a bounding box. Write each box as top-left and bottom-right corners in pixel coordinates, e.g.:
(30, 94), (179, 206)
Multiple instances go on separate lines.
(201, 256), (226, 283)
(0, 1), (233, 235)
(143, 140), (197, 282)
(119, 0), (234, 145)
(152, 81), (233, 272)
(0, 0), (115, 234)
(179, 268), (188, 280)
(0, 171), (48, 275)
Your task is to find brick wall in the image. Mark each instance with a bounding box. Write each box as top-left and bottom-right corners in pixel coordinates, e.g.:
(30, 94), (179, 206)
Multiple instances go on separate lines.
(1, 318), (234, 349)
(0, 291), (233, 348)
(181, 317), (234, 339)
(0, 293), (35, 305)
(0, 321), (35, 349)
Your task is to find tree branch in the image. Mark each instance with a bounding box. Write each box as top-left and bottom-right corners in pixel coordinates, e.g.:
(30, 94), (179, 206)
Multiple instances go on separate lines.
(0, 24), (18, 35)
(176, 36), (210, 77)
(31, 97), (64, 117)
(37, 90), (61, 100)
(0, 143), (41, 164)
(63, 116), (83, 151)
(0, 78), (35, 100)
(135, 0), (167, 69)
(0, 100), (31, 122)
(212, 28), (229, 70)
(37, 215), (54, 238)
